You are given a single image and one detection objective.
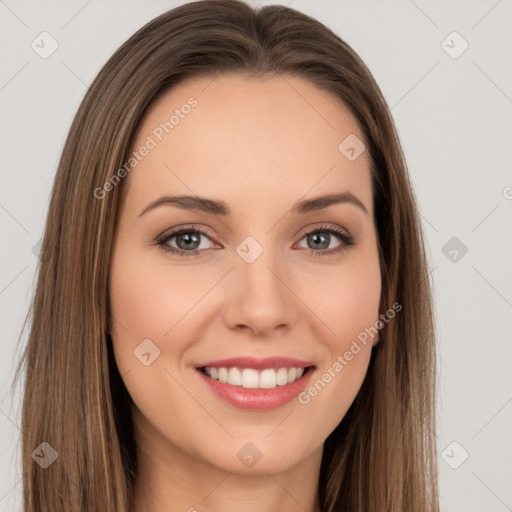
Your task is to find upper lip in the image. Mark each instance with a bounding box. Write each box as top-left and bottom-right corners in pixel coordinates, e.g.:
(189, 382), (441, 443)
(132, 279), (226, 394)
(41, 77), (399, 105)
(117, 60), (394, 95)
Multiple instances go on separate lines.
(195, 356), (315, 371)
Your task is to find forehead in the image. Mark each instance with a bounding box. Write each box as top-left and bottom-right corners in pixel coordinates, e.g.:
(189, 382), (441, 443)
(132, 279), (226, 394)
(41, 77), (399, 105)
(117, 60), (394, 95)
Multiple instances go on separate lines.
(122, 73), (372, 217)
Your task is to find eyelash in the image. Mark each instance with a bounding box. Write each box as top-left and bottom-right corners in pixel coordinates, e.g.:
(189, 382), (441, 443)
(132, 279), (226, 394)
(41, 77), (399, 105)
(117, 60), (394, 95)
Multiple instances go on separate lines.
(155, 223), (356, 258)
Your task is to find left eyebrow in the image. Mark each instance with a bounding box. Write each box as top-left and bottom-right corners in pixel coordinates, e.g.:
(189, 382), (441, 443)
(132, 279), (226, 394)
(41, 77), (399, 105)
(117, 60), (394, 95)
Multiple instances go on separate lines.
(137, 191), (368, 218)
(290, 192), (368, 215)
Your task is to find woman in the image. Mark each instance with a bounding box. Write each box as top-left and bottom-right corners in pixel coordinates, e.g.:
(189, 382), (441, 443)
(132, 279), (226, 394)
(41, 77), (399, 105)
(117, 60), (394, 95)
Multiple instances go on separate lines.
(13, 1), (439, 510)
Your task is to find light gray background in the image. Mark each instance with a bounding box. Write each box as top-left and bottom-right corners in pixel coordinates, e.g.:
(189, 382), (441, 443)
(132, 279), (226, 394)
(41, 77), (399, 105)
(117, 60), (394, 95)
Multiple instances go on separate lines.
(1, 1), (511, 510)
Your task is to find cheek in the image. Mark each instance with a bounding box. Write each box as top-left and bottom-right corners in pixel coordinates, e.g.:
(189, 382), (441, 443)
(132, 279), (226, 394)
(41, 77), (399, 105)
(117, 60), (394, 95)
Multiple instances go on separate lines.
(330, 270), (380, 346)
(263, 266), (380, 456)
(293, 250), (380, 405)
(109, 247), (214, 344)
(301, 252), (381, 352)
(108, 247), (210, 440)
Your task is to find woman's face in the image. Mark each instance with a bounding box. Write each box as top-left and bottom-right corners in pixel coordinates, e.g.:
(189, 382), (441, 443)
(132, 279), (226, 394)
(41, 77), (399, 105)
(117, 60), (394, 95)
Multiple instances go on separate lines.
(109, 73), (381, 476)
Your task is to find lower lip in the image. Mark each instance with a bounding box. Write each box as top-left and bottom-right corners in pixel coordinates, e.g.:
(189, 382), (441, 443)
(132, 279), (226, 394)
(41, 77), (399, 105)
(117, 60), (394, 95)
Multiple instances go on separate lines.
(196, 368), (315, 410)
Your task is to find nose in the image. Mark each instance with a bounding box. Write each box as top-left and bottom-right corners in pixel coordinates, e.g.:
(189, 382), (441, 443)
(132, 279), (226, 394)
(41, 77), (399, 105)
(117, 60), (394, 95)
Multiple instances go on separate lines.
(222, 249), (297, 338)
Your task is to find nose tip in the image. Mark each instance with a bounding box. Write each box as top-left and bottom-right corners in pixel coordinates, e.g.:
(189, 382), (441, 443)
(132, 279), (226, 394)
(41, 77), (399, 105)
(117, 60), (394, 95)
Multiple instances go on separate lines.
(223, 252), (296, 337)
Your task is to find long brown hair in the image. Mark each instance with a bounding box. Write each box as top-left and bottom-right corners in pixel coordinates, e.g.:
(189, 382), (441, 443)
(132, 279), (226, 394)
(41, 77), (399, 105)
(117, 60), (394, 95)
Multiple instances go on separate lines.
(12, 1), (439, 510)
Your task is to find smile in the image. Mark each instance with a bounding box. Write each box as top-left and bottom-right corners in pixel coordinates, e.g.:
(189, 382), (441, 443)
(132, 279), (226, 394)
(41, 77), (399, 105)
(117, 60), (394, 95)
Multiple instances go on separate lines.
(195, 357), (316, 410)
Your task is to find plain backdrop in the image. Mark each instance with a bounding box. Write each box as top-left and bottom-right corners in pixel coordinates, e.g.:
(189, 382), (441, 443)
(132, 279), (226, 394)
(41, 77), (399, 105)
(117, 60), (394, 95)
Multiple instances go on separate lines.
(1, 1), (511, 511)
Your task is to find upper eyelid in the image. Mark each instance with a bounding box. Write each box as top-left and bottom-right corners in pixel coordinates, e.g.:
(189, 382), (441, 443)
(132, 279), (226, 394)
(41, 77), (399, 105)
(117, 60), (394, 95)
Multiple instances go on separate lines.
(157, 225), (218, 243)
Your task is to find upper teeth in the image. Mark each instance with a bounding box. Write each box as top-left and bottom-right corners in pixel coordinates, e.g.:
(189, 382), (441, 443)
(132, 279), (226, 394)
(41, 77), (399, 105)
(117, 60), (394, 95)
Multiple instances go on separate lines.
(203, 367), (306, 389)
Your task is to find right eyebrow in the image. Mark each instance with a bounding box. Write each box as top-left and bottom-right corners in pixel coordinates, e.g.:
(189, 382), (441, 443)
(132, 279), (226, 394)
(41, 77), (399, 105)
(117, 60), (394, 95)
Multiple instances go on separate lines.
(138, 195), (230, 218)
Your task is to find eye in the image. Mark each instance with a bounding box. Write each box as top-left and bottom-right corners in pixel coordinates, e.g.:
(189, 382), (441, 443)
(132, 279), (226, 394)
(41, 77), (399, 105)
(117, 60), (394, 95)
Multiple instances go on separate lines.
(295, 224), (355, 257)
(155, 225), (217, 257)
(155, 223), (356, 258)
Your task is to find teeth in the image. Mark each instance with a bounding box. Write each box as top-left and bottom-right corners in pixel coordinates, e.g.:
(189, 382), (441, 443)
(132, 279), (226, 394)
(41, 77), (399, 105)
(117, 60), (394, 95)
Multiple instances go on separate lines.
(276, 367), (288, 385)
(241, 368), (259, 388)
(227, 367), (242, 386)
(202, 366), (308, 389)
(218, 367), (228, 383)
(259, 369), (276, 388)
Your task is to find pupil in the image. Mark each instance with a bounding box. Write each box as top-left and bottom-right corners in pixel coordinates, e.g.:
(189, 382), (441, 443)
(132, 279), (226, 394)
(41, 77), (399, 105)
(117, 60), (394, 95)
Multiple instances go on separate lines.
(309, 232), (329, 250)
(178, 232), (199, 250)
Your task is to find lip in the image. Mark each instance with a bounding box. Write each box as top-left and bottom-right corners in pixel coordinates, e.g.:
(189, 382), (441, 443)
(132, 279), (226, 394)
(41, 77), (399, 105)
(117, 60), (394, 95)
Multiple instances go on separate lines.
(195, 356), (314, 371)
(195, 359), (316, 411)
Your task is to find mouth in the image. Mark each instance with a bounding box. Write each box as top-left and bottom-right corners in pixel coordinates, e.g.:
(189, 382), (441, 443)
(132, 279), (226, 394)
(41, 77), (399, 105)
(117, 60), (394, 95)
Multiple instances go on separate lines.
(195, 360), (316, 410)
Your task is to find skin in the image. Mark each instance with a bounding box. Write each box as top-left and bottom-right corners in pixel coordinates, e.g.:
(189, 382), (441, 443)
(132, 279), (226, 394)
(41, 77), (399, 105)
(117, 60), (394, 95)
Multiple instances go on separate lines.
(109, 73), (381, 512)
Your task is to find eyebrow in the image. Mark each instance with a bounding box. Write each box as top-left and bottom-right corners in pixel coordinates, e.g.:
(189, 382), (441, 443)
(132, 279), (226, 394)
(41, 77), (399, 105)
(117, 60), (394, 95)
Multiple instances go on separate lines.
(137, 191), (368, 218)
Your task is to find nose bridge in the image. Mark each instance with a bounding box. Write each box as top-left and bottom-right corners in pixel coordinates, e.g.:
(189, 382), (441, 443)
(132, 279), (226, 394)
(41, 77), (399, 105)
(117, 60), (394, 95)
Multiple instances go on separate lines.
(224, 233), (295, 334)
(238, 243), (280, 292)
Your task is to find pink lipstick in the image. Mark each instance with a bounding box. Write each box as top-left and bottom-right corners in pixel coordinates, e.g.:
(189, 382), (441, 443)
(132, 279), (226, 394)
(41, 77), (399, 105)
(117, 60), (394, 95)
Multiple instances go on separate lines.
(195, 356), (315, 410)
